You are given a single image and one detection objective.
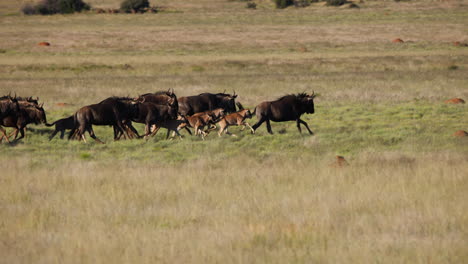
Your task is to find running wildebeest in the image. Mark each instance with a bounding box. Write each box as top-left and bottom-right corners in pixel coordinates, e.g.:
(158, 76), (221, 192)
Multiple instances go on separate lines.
(0, 95), (20, 143)
(137, 90), (178, 111)
(70, 97), (140, 143)
(216, 108), (254, 137)
(184, 109), (224, 140)
(46, 115), (74, 140)
(150, 115), (191, 140)
(0, 101), (47, 142)
(178, 92), (237, 116)
(130, 100), (178, 139)
(251, 92), (316, 134)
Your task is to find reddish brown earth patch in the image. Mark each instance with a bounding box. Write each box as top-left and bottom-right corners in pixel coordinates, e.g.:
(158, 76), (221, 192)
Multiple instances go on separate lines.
(392, 38), (404, 43)
(331, 156), (349, 168)
(444, 98), (465, 104)
(56, 102), (70, 107)
(453, 130), (468, 137)
(38, 42), (50, 46)
(453, 41), (468, 47)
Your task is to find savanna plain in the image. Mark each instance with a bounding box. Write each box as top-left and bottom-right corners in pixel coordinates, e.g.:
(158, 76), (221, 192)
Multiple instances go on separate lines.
(0, 0), (467, 263)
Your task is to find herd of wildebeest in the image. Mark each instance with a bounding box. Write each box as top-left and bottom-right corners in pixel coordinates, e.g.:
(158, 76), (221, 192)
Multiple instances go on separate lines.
(0, 90), (316, 143)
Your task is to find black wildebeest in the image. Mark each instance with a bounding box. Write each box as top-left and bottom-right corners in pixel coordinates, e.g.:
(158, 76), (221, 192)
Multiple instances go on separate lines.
(178, 92), (237, 116)
(150, 115), (192, 140)
(0, 95), (20, 143)
(0, 101), (47, 142)
(71, 97), (140, 143)
(251, 92), (316, 135)
(46, 115), (74, 140)
(137, 90), (178, 111)
(131, 90), (179, 138)
(130, 100), (178, 139)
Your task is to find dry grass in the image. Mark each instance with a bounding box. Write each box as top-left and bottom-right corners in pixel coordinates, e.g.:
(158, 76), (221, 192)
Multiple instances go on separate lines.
(1, 153), (467, 263)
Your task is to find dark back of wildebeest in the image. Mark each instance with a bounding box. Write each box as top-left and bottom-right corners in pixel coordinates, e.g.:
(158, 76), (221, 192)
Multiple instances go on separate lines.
(178, 92), (237, 116)
(132, 102), (178, 124)
(256, 93), (315, 122)
(98, 97), (140, 122)
(0, 96), (20, 119)
(138, 91), (178, 114)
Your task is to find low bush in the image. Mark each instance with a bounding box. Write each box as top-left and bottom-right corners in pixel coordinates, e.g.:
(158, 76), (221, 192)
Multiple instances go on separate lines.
(326, 0), (347, 6)
(120, 0), (150, 13)
(21, 0), (90, 15)
(274, 0), (294, 9)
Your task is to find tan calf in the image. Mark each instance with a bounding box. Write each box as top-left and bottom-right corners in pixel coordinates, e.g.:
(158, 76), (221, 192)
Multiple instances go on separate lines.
(184, 112), (215, 140)
(216, 109), (254, 137)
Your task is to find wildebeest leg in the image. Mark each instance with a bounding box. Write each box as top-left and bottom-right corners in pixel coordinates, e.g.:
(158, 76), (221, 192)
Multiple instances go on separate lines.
(244, 122), (255, 134)
(49, 129), (59, 140)
(252, 117), (267, 134)
(127, 123), (140, 139)
(0, 127), (10, 143)
(150, 126), (161, 138)
(88, 126), (104, 144)
(218, 126), (225, 137)
(266, 120), (273, 134)
(59, 130), (66, 139)
(184, 127), (192, 136)
(296, 119), (302, 133)
(174, 129), (183, 140)
(14, 127), (25, 141)
(298, 118), (313, 135)
(224, 128), (236, 137)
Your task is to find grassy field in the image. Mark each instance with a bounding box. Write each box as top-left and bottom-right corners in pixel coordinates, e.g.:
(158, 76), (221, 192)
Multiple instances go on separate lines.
(1, 0), (467, 263)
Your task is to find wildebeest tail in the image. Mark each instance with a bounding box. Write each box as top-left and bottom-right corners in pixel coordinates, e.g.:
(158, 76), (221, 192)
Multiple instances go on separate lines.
(236, 102), (244, 110)
(45, 121), (57, 127)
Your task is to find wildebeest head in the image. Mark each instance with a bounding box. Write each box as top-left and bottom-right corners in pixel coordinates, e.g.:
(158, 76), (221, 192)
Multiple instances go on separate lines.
(298, 92), (315, 114)
(28, 103), (47, 125)
(138, 89), (179, 112)
(216, 91), (237, 113)
(0, 95), (20, 114)
(166, 98), (178, 119)
(209, 108), (225, 121)
(244, 109), (253, 119)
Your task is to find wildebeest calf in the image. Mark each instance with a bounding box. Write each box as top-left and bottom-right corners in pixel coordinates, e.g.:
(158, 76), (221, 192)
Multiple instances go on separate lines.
(151, 115), (192, 140)
(46, 115), (74, 140)
(184, 111), (220, 140)
(216, 109), (253, 137)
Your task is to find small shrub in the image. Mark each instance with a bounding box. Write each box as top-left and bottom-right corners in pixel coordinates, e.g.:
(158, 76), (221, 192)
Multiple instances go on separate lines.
(21, 4), (38, 15)
(448, 65), (458, 70)
(120, 0), (149, 13)
(294, 0), (312, 7)
(246, 2), (257, 9)
(21, 0), (90, 15)
(326, 0), (346, 6)
(274, 0), (294, 9)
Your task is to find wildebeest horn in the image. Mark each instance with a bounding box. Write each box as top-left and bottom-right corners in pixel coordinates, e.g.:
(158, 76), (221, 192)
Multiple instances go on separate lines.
(311, 91), (315, 97)
(40, 103), (44, 108)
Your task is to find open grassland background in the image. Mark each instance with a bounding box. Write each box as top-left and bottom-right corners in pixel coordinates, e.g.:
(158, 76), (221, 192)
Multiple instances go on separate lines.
(1, 0), (468, 263)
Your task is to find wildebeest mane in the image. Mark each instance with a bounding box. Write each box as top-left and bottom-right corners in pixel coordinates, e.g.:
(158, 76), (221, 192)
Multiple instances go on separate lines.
(98, 96), (134, 104)
(276, 93), (308, 101)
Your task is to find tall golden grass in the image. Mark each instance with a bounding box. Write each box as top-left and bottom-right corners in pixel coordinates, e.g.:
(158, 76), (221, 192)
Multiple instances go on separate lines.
(1, 152), (467, 263)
